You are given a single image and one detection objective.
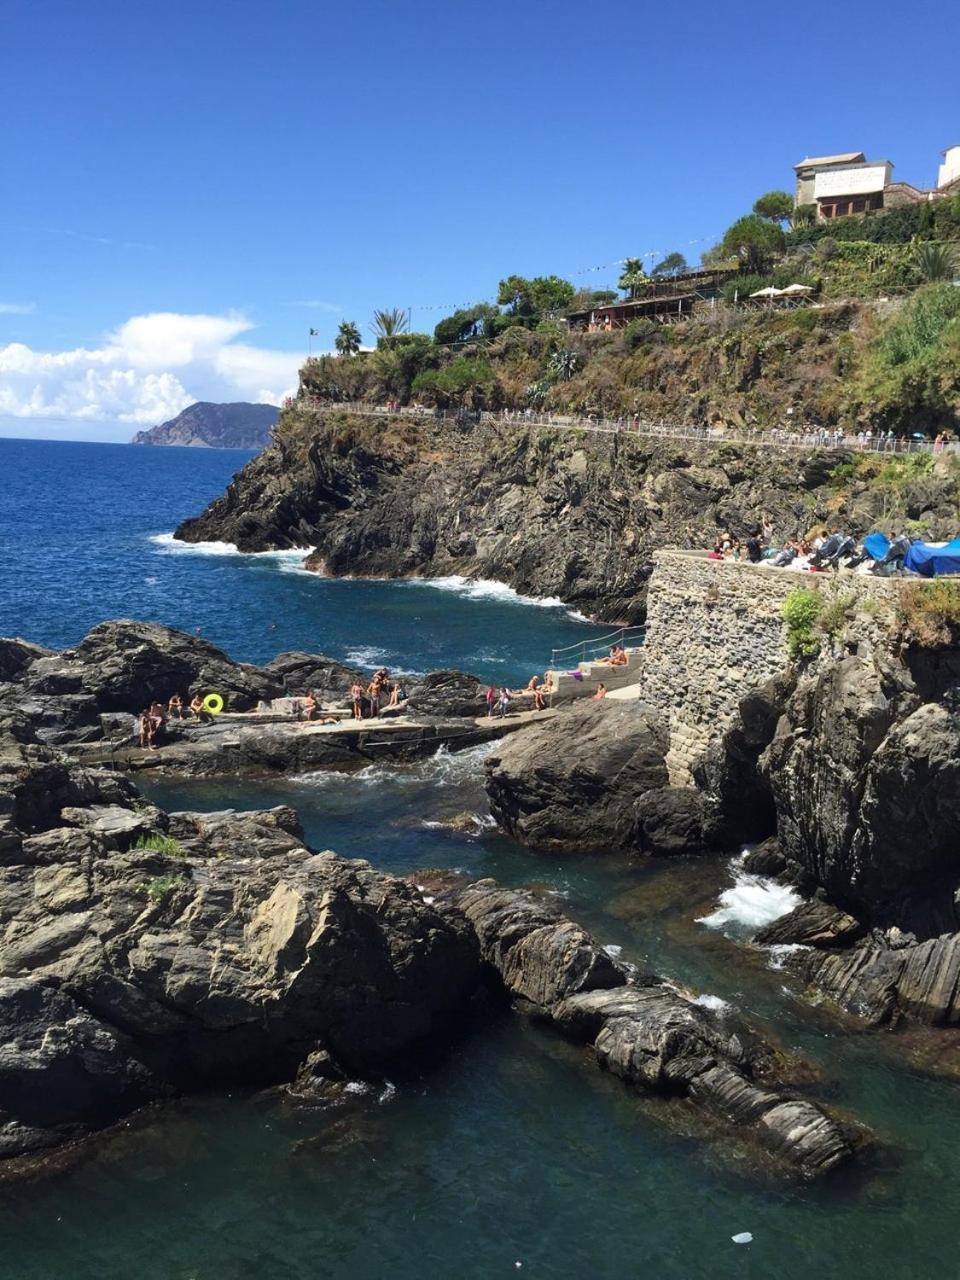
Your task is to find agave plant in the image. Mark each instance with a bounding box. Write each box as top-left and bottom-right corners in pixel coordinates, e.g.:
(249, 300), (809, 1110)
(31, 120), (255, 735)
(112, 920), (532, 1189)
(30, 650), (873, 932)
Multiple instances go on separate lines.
(549, 348), (579, 381)
(914, 241), (958, 283)
(371, 307), (410, 341)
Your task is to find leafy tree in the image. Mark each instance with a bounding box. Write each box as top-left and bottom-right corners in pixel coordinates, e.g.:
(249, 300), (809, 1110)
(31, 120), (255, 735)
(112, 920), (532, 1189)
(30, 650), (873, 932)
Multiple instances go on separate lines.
(618, 257), (648, 299)
(412, 357), (495, 408)
(914, 241), (958, 283)
(496, 274), (575, 320)
(370, 333), (436, 399)
(334, 320), (362, 357)
(434, 303), (498, 346)
(753, 190), (795, 225)
(651, 252), (688, 278)
(720, 214), (785, 273)
(371, 308), (410, 342)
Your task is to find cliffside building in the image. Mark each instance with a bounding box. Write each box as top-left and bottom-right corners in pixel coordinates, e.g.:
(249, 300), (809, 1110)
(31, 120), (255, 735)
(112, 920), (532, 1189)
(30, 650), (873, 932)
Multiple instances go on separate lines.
(794, 145), (960, 222)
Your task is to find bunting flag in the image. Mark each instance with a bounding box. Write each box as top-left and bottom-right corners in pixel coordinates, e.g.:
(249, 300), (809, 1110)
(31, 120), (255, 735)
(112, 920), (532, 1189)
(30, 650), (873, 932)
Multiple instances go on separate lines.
(309, 328), (319, 336)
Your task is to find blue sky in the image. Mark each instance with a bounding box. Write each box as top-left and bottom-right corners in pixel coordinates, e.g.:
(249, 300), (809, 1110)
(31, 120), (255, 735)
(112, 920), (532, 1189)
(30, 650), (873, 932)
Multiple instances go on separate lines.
(2, 0), (958, 440)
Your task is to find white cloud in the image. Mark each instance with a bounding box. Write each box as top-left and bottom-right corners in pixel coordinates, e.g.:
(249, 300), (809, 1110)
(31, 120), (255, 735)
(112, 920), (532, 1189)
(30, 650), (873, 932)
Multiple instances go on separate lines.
(0, 311), (302, 424)
(0, 302), (36, 315)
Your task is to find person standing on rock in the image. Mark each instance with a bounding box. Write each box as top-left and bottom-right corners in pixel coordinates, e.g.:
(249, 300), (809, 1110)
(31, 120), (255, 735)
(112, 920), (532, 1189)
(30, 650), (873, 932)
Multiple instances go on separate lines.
(498, 687), (511, 718)
(486, 685), (497, 717)
(350, 681), (364, 721)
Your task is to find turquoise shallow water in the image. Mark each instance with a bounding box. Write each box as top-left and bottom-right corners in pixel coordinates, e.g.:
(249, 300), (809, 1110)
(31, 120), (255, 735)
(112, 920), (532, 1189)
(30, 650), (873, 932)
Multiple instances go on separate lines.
(2, 439), (960, 1279)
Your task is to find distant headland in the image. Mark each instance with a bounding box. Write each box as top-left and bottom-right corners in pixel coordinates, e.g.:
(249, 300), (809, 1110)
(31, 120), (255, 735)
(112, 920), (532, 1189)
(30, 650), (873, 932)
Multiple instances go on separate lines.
(131, 401), (278, 448)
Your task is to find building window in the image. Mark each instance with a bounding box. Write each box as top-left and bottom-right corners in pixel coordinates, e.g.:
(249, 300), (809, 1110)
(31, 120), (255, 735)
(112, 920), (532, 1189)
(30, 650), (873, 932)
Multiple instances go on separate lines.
(852, 198), (866, 213)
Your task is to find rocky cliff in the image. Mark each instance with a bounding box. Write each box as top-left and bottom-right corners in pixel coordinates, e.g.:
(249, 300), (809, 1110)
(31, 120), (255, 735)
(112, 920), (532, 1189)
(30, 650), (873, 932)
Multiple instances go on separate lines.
(131, 401), (278, 449)
(174, 408), (960, 622)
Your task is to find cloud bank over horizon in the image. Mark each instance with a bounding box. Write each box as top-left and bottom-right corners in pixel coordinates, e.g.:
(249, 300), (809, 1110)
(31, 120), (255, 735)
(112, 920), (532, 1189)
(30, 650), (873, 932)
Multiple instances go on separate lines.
(0, 311), (303, 425)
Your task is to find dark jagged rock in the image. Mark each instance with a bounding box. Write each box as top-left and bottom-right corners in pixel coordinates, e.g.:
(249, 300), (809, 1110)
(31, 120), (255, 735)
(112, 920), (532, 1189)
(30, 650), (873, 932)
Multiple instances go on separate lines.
(0, 739), (481, 1161)
(0, 621), (283, 744)
(755, 900), (864, 948)
(761, 655), (960, 926)
(0, 639), (52, 684)
(261, 651), (362, 696)
(693, 673), (795, 847)
(172, 407), (960, 624)
(456, 882), (856, 1178)
(788, 931), (960, 1028)
(634, 786), (711, 857)
(484, 701), (716, 856)
(405, 671), (484, 719)
(741, 838), (789, 879)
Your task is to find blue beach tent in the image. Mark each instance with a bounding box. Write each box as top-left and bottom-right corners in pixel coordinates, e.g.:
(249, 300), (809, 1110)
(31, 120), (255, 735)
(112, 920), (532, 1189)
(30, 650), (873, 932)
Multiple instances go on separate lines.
(904, 539), (960, 576)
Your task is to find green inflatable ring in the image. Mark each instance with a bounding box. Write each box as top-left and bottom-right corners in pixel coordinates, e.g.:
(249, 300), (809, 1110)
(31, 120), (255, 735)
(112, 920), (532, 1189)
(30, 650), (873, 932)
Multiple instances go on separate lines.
(202, 693), (225, 715)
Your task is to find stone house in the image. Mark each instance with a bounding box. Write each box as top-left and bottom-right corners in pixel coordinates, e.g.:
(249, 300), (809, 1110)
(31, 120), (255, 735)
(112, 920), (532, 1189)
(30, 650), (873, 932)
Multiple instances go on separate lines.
(793, 145), (960, 222)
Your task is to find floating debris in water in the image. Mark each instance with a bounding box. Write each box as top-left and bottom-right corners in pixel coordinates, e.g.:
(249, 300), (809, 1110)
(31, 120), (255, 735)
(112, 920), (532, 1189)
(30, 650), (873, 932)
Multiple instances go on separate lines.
(731, 1232), (753, 1245)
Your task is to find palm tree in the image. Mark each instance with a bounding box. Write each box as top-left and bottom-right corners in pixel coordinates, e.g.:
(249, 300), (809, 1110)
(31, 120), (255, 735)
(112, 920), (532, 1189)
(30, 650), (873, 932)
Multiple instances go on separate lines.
(335, 320), (362, 357)
(371, 308), (410, 341)
(617, 257), (649, 300)
(914, 241), (958, 283)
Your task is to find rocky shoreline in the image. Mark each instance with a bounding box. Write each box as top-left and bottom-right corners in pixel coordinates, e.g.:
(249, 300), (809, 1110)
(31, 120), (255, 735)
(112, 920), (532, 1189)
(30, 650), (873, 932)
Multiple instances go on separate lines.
(172, 409), (960, 624)
(0, 622), (865, 1179)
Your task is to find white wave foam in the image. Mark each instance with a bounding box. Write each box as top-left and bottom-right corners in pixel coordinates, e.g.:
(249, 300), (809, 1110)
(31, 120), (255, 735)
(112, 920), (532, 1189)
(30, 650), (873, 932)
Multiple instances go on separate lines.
(149, 532), (312, 561)
(404, 574), (567, 610)
(378, 1081), (397, 1105)
(696, 865), (801, 938)
(292, 740), (498, 790)
(766, 943), (808, 971)
(693, 993), (732, 1013)
(602, 944), (623, 959)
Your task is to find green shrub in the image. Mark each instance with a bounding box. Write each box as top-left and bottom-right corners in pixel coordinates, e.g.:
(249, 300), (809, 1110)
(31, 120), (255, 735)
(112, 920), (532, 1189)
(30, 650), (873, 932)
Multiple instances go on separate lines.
(783, 588), (824, 660)
(140, 874), (186, 904)
(133, 834), (185, 858)
(818, 593), (856, 641)
(899, 581), (960, 647)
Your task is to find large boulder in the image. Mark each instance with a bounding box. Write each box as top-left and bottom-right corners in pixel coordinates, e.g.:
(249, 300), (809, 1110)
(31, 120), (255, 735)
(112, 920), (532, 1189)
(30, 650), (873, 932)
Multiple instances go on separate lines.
(405, 671), (485, 718)
(261, 651), (362, 697)
(0, 741), (481, 1160)
(0, 622), (285, 744)
(761, 655), (960, 924)
(484, 701), (714, 856)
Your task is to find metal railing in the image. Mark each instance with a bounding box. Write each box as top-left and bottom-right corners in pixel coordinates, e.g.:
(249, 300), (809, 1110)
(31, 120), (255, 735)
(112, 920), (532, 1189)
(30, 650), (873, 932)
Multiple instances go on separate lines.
(293, 398), (956, 458)
(550, 624), (646, 671)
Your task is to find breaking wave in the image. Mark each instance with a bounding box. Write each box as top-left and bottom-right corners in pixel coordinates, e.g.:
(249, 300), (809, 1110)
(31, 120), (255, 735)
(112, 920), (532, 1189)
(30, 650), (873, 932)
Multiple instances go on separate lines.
(696, 858), (801, 940)
(403, 575), (567, 610)
(292, 740), (497, 790)
(150, 532), (312, 561)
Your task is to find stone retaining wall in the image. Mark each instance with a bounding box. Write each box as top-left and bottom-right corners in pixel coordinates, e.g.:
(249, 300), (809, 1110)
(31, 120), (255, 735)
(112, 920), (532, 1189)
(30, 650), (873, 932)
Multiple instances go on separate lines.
(638, 550), (902, 782)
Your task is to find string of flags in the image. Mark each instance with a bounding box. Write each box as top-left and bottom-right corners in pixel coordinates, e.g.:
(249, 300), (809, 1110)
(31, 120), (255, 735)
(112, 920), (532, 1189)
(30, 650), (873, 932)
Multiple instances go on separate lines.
(305, 230), (725, 330)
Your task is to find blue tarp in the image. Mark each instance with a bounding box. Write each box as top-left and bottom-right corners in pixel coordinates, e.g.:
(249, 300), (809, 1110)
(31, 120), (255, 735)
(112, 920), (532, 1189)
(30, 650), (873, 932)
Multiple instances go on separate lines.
(904, 539), (960, 576)
(863, 532), (891, 562)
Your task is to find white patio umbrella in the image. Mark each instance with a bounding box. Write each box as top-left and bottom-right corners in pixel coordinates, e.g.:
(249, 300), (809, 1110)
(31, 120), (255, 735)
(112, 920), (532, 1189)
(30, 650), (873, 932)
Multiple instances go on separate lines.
(749, 286), (783, 298)
(780, 283), (814, 295)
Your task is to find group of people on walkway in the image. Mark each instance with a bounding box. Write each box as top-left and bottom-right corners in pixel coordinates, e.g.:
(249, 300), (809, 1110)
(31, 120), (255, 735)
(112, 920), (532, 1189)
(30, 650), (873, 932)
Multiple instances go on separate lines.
(350, 670), (407, 721)
(137, 692), (211, 750)
(485, 673), (553, 718)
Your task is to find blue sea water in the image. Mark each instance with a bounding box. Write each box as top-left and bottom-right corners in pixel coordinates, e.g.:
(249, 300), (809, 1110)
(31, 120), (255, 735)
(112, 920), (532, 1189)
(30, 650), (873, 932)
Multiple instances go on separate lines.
(0, 438), (604, 680)
(2, 438), (960, 1280)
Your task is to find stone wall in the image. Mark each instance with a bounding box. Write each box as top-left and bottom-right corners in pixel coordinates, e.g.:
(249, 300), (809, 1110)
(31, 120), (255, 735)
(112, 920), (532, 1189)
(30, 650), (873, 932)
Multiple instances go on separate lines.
(638, 550), (903, 782)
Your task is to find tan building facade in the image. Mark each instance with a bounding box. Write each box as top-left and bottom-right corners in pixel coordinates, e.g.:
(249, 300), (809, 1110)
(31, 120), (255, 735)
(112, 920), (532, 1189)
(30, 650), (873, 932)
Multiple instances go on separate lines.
(794, 145), (960, 222)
